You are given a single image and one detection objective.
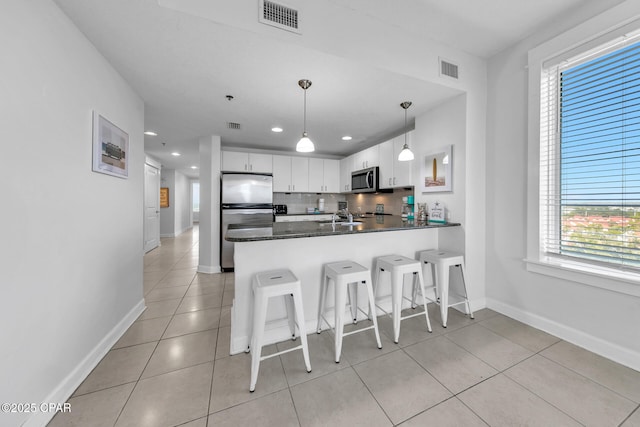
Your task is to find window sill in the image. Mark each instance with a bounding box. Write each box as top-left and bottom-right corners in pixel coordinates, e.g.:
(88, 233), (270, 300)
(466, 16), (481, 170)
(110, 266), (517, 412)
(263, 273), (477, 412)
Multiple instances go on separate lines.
(525, 257), (640, 297)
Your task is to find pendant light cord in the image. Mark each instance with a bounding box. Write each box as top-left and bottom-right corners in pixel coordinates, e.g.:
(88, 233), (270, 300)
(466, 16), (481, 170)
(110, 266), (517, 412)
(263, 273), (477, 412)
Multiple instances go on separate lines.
(404, 107), (407, 146)
(303, 88), (307, 133)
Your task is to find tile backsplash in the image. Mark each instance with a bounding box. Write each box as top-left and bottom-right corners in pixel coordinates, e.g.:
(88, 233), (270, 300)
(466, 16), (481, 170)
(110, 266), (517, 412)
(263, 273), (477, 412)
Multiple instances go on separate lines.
(274, 188), (414, 216)
(346, 188), (414, 216)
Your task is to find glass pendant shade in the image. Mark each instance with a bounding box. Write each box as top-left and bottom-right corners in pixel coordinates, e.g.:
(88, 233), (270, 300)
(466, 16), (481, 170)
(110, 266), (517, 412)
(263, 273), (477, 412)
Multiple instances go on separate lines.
(296, 132), (315, 153)
(398, 143), (414, 161)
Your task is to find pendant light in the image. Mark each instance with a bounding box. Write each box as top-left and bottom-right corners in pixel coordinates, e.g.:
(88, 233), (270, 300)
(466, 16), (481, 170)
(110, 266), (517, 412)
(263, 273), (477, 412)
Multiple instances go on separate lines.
(398, 101), (414, 161)
(296, 79), (315, 153)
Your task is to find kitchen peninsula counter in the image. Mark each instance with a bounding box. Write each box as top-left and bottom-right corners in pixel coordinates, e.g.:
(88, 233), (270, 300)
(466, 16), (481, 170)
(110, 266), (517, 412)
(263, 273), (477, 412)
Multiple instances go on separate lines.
(227, 216), (462, 355)
(226, 215), (460, 241)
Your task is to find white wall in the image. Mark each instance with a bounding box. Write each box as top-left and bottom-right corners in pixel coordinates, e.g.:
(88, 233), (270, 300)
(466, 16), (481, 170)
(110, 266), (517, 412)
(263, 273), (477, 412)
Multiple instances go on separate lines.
(191, 180), (199, 223)
(160, 169), (176, 236)
(160, 169), (193, 237)
(414, 95), (467, 227)
(412, 95), (474, 306)
(175, 172), (192, 233)
(0, 1), (145, 426)
(486, 0), (640, 370)
(198, 136), (222, 274)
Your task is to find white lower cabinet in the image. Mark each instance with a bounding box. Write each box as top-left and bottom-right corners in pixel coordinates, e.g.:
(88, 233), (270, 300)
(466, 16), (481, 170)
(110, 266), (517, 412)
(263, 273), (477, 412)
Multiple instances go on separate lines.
(275, 214), (333, 222)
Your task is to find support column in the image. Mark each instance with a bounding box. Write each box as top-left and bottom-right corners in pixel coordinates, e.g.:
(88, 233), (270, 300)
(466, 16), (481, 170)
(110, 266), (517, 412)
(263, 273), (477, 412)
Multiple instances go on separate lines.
(198, 135), (221, 274)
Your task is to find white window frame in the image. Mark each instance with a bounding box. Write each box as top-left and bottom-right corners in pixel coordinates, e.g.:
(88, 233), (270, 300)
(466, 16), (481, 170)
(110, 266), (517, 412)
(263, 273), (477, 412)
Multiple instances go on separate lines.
(526, 9), (640, 298)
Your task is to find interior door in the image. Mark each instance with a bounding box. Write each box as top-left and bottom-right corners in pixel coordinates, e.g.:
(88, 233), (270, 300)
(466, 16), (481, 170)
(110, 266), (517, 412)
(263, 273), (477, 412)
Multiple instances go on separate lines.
(144, 162), (160, 252)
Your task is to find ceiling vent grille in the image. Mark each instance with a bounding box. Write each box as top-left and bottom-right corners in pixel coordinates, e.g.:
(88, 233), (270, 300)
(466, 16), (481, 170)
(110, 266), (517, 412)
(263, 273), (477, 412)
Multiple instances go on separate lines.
(259, 0), (301, 34)
(439, 58), (459, 80)
(227, 122), (241, 130)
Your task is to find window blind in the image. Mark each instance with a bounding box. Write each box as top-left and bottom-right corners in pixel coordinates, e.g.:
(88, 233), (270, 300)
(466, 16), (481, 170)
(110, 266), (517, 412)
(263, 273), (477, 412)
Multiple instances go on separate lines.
(540, 37), (640, 270)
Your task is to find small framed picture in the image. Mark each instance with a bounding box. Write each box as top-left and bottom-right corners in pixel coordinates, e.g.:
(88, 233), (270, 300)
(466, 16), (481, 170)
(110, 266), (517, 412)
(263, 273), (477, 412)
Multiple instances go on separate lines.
(92, 111), (129, 178)
(160, 187), (169, 208)
(421, 145), (452, 192)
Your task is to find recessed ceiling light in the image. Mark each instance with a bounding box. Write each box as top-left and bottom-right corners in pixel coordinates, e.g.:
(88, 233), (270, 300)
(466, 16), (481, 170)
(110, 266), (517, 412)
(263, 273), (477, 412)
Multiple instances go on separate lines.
(271, 127), (283, 133)
(144, 131), (157, 136)
(191, 166), (198, 169)
(342, 136), (353, 141)
(171, 152), (181, 156)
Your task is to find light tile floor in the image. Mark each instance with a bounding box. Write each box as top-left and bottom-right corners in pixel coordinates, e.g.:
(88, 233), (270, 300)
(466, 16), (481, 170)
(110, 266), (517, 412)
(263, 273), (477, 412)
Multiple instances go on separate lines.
(49, 226), (640, 426)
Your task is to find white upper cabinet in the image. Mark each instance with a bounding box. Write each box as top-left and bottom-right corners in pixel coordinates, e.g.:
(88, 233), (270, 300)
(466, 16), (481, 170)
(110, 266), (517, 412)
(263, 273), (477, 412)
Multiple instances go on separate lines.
(291, 157), (309, 192)
(274, 155), (309, 192)
(222, 151), (273, 173)
(308, 158), (324, 192)
(323, 159), (340, 193)
(378, 131), (413, 188)
(392, 133), (413, 187)
(378, 139), (394, 189)
(308, 158), (340, 193)
(340, 155), (355, 193)
(353, 145), (379, 171)
(272, 155), (292, 192)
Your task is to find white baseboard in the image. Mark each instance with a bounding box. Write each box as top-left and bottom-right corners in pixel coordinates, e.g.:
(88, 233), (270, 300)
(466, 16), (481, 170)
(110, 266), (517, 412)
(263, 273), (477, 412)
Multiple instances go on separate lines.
(160, 225), (193, 239)
(197, 265), (221, 274)
(486, 298), (640, 372)
(24, 300), (146, 427)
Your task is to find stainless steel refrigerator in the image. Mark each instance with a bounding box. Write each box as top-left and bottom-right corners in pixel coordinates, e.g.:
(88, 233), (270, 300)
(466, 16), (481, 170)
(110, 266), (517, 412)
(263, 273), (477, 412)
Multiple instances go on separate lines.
(220, 172), (273, 271)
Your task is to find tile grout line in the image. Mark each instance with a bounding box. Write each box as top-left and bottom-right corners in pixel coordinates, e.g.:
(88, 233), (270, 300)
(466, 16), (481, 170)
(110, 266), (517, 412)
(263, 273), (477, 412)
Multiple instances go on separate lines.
(114, 230), (203, 427)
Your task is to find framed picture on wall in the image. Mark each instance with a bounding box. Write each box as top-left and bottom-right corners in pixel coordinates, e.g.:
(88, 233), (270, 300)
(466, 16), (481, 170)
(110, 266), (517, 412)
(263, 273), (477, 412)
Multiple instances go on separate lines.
(92, 111), (129, 178)
(421, 145), (452, 192)
(160, 187), (169, 208)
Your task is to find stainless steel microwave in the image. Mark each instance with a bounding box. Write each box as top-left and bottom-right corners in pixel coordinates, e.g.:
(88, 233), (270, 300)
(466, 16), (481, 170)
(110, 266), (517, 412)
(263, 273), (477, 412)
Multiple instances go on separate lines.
(351, 167), (379, 193)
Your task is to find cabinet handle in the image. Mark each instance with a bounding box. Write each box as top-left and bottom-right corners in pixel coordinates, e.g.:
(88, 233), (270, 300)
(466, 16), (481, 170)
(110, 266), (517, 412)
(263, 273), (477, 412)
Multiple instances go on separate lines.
(249, 164), (253, 171)
(292, 185), (295, 191)
(244, 164), (248, 171)
(288, 185), (291, 191)
(389, 178), (392, 185)
(393, 177), (396, 185)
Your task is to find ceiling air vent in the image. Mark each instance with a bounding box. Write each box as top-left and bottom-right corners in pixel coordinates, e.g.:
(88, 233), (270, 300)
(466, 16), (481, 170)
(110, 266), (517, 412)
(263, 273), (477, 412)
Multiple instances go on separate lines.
(439, 58), (459, 80)
(227, 122), (241, 130)
(259, 0), (301, 34)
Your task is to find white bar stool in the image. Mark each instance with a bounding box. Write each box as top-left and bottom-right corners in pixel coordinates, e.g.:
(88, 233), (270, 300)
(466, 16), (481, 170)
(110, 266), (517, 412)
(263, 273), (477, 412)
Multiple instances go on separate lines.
(249, 269), (311, 392)
(419, 250), (474, 328)
(317, 261), (382, 363)
(373, 255), (432, 344)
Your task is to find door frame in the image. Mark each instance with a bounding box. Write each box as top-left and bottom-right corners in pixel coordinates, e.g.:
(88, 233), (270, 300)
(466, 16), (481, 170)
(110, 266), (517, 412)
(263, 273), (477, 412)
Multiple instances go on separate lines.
(144, 157), (161, 253)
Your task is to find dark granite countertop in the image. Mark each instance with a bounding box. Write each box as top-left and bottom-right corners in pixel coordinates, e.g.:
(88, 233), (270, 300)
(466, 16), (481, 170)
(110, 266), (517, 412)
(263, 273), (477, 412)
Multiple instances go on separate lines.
(226, 215), (460, 242)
